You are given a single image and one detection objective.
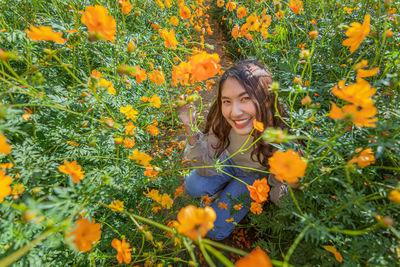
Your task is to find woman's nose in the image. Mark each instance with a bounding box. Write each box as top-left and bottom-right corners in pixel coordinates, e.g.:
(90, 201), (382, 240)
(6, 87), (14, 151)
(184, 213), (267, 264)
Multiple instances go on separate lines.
(231, 102), (243, 117)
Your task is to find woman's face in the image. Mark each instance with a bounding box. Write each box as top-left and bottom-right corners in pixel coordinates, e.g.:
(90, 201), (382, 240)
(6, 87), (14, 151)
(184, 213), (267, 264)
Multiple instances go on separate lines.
(220, 77), (257, 136)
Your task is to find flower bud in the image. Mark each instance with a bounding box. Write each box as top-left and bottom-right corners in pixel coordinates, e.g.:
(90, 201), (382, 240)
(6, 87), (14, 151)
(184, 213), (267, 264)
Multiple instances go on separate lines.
(309, 30), (319, 40)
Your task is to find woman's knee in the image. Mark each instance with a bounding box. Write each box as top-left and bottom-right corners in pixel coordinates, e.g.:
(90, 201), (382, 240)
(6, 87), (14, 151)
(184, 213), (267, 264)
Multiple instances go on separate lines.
(206, 226), (233, 241)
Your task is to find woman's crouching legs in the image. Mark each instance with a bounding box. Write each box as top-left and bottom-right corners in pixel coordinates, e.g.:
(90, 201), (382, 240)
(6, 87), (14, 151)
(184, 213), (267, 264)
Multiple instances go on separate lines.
(184, 170), (232, 198)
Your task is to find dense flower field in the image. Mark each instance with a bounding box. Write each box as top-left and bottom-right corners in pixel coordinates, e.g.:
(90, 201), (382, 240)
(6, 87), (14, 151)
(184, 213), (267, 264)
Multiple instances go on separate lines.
(0, 0), (399, 266)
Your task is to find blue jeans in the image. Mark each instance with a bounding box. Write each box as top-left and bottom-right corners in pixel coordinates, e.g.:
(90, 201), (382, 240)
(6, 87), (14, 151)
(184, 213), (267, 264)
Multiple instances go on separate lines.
(184, 159), (260, 240)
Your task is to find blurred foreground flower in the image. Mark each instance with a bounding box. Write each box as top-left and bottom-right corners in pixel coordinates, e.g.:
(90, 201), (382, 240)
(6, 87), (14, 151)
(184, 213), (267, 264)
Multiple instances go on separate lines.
(235, 248), (272, 267)
(268, 149), (307, 183)
(262, 128), (289, 144)
(25, 25), (65, 44)
(0, 169), (12, 202)
(66, 218), (101, 252)
(58, 161), (85, 183)
(389, 190), (400, 204)
(111, 238), (132, 264)
(81, 5), (116, 42)
(0, 134), (12, 154)
(347, 148), (375, 167)
(342, 14), (370, 53)
(329, 102), (378, 127)
(189, 52), (221, 82)
(174, 205), (216, 240)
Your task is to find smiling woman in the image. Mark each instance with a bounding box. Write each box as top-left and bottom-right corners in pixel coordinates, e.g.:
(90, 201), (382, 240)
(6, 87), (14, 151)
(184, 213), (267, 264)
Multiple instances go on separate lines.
(177, 60), (290, 240)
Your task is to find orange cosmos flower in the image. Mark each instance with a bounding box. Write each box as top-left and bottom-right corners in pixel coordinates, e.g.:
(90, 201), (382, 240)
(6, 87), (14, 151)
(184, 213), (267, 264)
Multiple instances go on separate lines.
(268, 149), (307, 183)
(128, 149), (153, 166)
(247, 178), (270, 203)
(25, 25), (65, 44)
(0, 169), (12, 202)
(323, 246), (343, 263)
(119, 0), (133, 15)
(159, 28), (178, 50)
(237, 7), (247, 19)
(144, 166), (159, 178)
(125, 121), (136, 135)
(342, 14), (371, 53)
(132, 65), (147, 83)
(232, 25), (240, 39)
(201, 195), (212, 206)
(275, 10), (284, 20)
(226, 1), (237, 11)
(189, 52), (221, 82)
(331, 79), (375, 108)
(389, 190), (400, 204)
(245, 13), (260, 31)
(253, 119), (264, 132)
(148, 70), (165, 85)
(301, 96), (312, 105)
(174, 184), (185, 198)
(146, 125), (160, 136)
(81, 5), (116, 43)
(218, 202), (228, 210)
(0, 134), (12, 154)
(58, 161), (85, 183)
(123, 138), (135, 148)
(66, 218), (101, 252)
(309, 30), (319, 40)
(235, 248), (272, 267)
(217, 0), (224, 8)
(250, 202), (262, 215)
(172, 61), (191, 86)
(179, 5), (191, 20)
(109, 200), (124, 212)
(347, 148), (375, 167)
(233, 203), (243, 210)
(288, 0), (304, 14)
(112, 238), (132, 264)
(170, 16), (179, 26)
(174, 205), (216, 240)
(329, 102), (378, 127)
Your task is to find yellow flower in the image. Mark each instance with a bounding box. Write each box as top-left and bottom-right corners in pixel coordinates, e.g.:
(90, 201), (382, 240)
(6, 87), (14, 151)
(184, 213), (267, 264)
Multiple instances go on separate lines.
(81, 5), (116, 43)
(226, 1), (237, 12)
(120, 105), (138, 121)
(160, 193), (173, 209)
(268, 149), (307, 183)
(25, 25), (66, 44)
(98, 78), (115, 95)
(0, 134), (12, 154)
(58, 161), (85, 183)
(109, 200), (124, 212)
(0, 169), (12, 202)
(128, 149), (152, 166)
(342, 14), (371, 53)
(66, 218), (101, 252)
(11, 183), (25, 196)
(347, 148), (375, 167)
(149, 95), (161, 108)
(244, 13), (260, 32)
(174, 205), (216, 240)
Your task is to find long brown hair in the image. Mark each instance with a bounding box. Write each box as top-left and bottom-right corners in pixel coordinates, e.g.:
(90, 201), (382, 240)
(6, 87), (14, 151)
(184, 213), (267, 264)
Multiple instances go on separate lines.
(203, 59), (288, 168)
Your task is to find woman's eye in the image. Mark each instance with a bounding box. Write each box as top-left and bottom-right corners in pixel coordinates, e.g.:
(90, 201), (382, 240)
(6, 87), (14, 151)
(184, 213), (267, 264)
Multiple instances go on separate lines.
(242, 97), (250, 101)
(222, 100), (231, 104)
